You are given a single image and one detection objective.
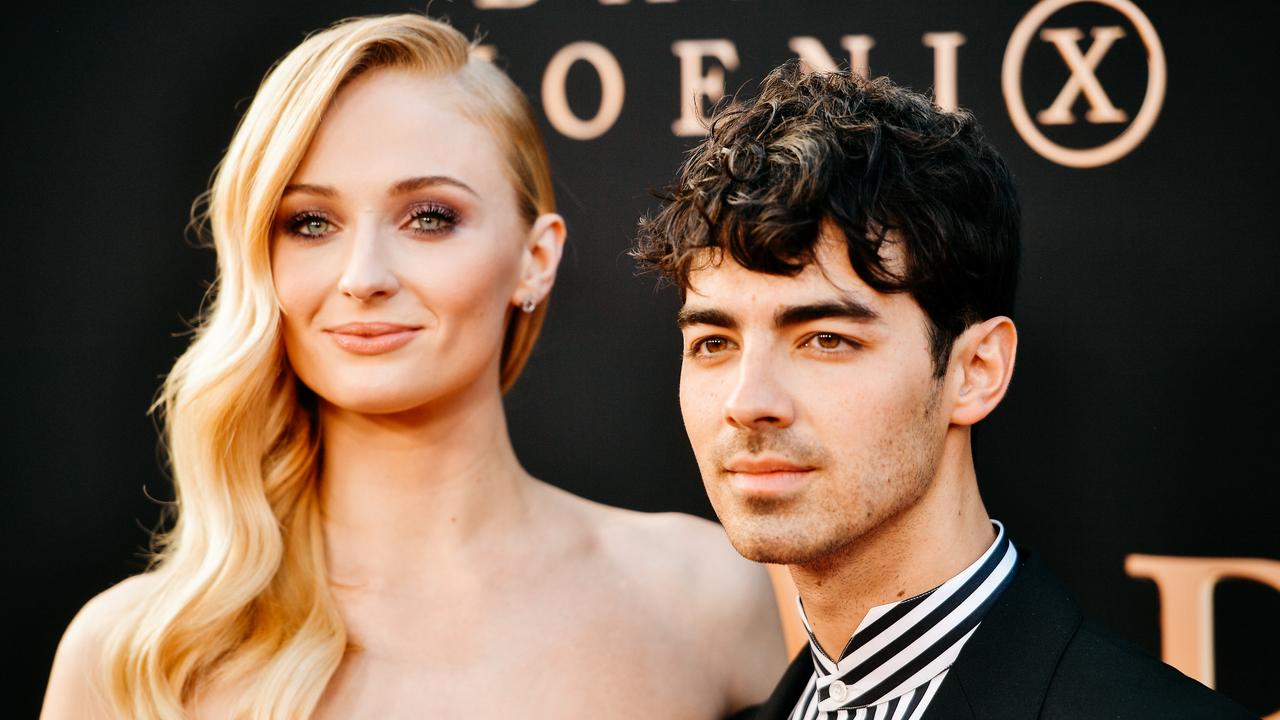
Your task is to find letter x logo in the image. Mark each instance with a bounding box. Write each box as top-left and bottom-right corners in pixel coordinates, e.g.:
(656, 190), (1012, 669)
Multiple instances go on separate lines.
(1003, 0), (1166, 168)
(1037, 26), (1128, 125)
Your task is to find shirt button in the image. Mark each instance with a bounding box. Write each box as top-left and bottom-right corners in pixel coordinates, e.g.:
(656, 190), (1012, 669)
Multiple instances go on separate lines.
(828, 680), (849, 703)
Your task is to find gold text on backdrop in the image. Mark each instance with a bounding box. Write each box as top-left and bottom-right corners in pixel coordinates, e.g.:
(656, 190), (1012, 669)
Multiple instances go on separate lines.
(541, 41), (627, 140)
(788, 36), (876, 80)
(921, 32), (966, 111)
(481, 33), (978, 140)
(1002, 0), (1166, 168)
(477, 0), (1166, 166)
(671, 40), (740, 136)
(1126, 555), (1280, 720)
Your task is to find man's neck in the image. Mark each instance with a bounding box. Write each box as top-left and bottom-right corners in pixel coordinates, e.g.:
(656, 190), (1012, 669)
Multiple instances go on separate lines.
(788, 438), (995, 660)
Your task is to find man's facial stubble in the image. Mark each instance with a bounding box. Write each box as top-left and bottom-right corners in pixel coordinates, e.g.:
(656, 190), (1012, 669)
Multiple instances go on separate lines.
(705, 375), (946, 568)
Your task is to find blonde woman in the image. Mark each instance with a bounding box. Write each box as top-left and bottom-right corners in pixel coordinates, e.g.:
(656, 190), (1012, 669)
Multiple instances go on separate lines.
(40, 14), (785, 720)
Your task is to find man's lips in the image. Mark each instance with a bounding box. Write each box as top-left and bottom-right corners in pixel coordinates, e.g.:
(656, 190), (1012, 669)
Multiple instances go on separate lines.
(724, 456), (815, 474)
(722, 455), (817, 496)
(324, 322), (422, 355)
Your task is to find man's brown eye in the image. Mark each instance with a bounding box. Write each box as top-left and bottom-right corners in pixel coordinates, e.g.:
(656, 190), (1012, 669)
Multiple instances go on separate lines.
(690, 336), (735, 357)
(815, 334), (842, 349)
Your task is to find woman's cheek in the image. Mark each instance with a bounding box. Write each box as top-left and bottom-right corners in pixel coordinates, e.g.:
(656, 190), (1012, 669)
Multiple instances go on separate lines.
(271, 244), (328, 320)
(413, 236), (521, 316)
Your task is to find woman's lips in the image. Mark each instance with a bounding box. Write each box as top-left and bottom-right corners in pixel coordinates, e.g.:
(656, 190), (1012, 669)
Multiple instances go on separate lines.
(324, 323), (421, 355)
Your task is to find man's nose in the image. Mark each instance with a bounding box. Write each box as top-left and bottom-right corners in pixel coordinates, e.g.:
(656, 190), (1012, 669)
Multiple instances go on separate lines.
(337, 219), (399, 301)
(723, 349), (795, 430)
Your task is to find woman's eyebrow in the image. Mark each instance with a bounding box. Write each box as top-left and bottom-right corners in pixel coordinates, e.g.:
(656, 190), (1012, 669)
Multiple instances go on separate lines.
(389, 175), (479, 198)
(281, 182), (338, 199)
(280, 175), (480, 199)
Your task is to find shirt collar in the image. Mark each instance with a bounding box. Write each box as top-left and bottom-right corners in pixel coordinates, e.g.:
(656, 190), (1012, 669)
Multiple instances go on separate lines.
(794, 520), (1018, 711)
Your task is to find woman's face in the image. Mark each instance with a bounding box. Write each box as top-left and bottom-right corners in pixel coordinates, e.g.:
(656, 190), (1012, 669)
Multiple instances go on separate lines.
(271, 68), (552, 415)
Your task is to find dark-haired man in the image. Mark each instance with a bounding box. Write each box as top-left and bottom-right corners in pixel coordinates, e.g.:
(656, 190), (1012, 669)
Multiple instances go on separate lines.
(633, 61), (1252, 719)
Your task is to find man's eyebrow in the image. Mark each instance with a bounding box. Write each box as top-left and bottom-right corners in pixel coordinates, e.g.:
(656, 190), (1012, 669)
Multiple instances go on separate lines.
(280, 175), (480, 199)
(775, 299), (880, 327)
(676, 307), (738, 330)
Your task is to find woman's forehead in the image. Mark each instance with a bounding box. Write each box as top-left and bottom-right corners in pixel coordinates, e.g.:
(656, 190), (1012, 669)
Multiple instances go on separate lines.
(288, 69), (507, 195)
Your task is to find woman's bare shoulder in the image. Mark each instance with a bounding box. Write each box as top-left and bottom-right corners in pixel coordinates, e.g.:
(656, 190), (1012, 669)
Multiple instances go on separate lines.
(41, 572), (161, 720)
(621, 511), (778, 625)
(550, 488), (772, 613)
(613, 509), (746, 578)
(558, 494), (789, 707)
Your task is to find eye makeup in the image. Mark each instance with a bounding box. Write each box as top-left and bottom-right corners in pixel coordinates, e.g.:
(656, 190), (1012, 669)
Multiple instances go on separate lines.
(403, 201), (461, 237)
(276, 200), (464, 241)
(281, 210), (336, 239)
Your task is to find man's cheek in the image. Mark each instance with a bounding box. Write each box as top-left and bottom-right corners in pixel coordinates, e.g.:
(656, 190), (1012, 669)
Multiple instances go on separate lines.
(691, 386), (721, 438)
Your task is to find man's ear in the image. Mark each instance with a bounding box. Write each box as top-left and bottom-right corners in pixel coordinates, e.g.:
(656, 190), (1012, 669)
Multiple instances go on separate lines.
(948, 316), (1017, 426)
(512, 213), (566, 307)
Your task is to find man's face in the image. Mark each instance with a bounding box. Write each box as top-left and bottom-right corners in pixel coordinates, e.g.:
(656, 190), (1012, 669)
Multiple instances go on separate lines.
(678, 232), (950, 565)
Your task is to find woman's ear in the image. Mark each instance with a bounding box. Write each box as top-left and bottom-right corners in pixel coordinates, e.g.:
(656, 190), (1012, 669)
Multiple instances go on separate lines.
(948, 316), (1018, 426)
(512, 213), (566, 307)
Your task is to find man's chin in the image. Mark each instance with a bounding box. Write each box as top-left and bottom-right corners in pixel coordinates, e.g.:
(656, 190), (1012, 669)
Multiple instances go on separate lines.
(732, 543), (812, 565)
(719, 519), (827, 566)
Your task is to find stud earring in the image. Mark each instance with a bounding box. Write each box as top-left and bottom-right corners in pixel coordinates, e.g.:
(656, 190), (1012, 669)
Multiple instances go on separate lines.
(521, 297), (537, 313)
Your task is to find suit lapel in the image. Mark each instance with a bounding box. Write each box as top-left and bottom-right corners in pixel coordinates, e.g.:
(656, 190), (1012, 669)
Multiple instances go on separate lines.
(922, 550), (1082, 720)
(752, 550), (1081, 720)
(751, 650), (813, 720)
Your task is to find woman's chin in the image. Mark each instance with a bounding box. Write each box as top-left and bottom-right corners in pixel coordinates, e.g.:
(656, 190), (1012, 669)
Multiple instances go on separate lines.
(298, 361), (499, 417)
(313, 384), (444, 416)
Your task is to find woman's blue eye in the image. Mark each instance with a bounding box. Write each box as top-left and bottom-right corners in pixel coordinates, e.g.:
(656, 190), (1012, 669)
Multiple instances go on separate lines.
(297, 217), (331, 236)
(413, 213), (447, 232)
(409, 205), (458, 234)
(284, 213), (335, 238)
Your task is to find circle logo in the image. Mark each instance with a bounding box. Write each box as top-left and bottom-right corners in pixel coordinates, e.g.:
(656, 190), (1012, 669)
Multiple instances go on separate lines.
(1002, 0), (1166, 168)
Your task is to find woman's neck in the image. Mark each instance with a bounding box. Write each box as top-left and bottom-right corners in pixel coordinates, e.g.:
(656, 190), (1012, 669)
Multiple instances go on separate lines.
(316, 380), (535, 591)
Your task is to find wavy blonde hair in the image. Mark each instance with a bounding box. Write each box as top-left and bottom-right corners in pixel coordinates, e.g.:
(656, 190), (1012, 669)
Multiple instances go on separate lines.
(101, 14), (555, 718)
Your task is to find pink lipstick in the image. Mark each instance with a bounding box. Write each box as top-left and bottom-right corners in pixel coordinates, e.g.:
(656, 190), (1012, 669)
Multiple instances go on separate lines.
(324, 322), (421, 355)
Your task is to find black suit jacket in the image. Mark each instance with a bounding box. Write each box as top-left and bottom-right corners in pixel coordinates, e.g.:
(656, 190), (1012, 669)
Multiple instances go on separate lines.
(748, 551), (1257, 719)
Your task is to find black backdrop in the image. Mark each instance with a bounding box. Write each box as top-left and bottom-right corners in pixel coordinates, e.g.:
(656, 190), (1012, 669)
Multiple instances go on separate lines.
(11, 1), (1279, 716)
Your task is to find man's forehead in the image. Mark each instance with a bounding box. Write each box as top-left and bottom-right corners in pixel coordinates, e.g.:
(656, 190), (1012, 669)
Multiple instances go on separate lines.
(682, 245), (878, 309)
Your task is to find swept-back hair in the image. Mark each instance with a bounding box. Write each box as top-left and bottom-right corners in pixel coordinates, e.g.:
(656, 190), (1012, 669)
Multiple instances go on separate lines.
(633, 60), (1020, 372)
(102, 14), (555, 718)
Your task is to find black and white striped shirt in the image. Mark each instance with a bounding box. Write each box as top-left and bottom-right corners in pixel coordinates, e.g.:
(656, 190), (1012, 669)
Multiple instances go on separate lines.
(788, 522), (1017, 720)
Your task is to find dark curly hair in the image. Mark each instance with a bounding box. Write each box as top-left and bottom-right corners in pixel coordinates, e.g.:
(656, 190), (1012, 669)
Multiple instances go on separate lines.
(632, 60), (1021, 375)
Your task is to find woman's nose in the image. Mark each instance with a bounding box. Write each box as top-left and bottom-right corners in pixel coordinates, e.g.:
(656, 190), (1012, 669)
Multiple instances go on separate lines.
(337, 219), (399, 301)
